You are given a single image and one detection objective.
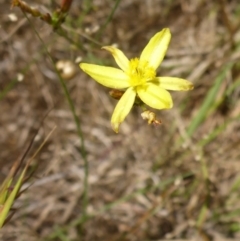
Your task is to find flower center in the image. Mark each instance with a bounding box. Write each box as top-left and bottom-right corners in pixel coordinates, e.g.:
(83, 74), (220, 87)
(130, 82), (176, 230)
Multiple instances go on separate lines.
(127, 58), (156, 87)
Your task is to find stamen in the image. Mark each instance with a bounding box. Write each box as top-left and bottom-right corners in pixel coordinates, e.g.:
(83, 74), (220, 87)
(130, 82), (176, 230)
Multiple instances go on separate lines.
(127, 58), (156, 87)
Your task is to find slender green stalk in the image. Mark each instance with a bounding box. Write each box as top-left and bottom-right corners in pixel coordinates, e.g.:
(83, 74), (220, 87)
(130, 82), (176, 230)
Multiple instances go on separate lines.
(187, 63), (233, 137)
(23, 13), (89, 218)
(97, 0), (122, 39)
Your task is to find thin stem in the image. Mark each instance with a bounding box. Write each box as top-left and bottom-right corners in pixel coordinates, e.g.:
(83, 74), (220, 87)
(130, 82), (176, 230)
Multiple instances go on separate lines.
(23, 13), (89, 218)
(97, 0), (122, 39)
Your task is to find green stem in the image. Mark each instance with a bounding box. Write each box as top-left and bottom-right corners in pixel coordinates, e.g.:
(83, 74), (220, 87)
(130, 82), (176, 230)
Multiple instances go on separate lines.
(97, 0), (122, 39)
(23, 13), (89, 218)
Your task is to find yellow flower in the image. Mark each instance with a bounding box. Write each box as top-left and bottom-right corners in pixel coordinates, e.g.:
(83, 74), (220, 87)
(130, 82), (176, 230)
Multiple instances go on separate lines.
(80, 28), (193, 133)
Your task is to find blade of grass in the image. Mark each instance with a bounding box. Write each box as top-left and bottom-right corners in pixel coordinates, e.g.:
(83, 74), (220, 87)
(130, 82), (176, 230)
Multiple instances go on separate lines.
(231, 175), (240, 193)
(197, 76), (240, 147)
(0, 177), (13, 205)
(187, 63), (234, 137)
(0, 125), (55, 228)
(196, 204), (208, 228)
(0, 169), (26, 228)
(198, 113), (240, 147)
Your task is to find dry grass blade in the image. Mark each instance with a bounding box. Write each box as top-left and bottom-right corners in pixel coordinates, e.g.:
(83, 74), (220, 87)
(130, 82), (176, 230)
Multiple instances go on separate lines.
(0, 123), (55, 228)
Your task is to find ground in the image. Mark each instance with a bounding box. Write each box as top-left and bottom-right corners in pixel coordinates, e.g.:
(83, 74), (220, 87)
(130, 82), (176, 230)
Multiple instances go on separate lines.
(1, 0), (240, 240)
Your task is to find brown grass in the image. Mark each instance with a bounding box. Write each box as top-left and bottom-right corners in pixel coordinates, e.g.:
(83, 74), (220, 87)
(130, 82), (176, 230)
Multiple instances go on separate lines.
(1, 0), (240, 240)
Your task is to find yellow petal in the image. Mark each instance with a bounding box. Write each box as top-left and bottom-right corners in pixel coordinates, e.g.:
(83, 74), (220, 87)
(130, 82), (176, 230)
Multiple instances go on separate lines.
(102, 46), (129, 72)
(140, 28), (171, 70)
(111, 87), (136, 133)
(137, 83), (173, 109)
(80, 63), (130, 89)
(155, 77), (194, 91)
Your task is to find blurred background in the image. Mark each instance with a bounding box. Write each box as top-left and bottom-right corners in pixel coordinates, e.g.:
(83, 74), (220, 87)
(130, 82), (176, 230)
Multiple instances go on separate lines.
(1, 0), (240, 240)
